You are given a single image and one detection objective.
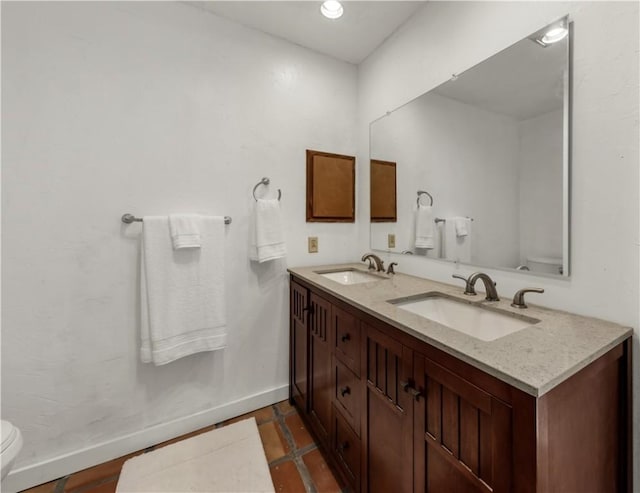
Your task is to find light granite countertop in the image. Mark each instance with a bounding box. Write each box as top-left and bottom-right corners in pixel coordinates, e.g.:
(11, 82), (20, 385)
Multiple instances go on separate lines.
(288, 263), (632, 397)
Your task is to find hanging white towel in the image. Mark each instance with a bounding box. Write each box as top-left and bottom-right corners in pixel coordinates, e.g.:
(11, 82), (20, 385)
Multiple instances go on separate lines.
(444, 218), (472, 263)
(141, 216), (227, 366)
(169, 214), (202, 249)
(454, 216), (470, 237)
(249, 199), (286, 263)
(414, 204), (435, 249)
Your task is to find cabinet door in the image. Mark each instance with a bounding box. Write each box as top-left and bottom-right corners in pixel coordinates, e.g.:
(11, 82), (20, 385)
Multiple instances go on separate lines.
(364, 325), (413, 493)
(290, 281), (309, 411)
(308, 292), (333, 447)
(414, 354), (513, 493)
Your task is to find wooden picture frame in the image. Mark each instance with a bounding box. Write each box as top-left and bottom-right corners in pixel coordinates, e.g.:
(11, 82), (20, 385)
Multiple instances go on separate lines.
(370, 159), (397, 222)
(306, 149), (356, 222)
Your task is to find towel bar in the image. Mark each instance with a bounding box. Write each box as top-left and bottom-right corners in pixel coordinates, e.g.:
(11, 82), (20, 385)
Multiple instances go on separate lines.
(434, 217), (474, 223)
(121, 214), (232, 225)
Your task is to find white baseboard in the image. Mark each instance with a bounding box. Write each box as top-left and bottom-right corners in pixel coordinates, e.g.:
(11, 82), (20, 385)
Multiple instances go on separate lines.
(3, 385), (289, 493)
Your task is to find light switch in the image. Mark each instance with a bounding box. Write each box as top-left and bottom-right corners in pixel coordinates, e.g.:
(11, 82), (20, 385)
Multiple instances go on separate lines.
(388, 234), (396, 249)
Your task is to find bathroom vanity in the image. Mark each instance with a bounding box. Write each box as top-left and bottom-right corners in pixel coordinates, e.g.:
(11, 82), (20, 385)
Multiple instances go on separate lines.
(288, 264), (632, 493)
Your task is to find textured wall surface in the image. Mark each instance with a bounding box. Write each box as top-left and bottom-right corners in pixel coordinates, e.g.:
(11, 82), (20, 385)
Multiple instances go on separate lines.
(357, 1), (639, 488)
(2, 0), (358, 481)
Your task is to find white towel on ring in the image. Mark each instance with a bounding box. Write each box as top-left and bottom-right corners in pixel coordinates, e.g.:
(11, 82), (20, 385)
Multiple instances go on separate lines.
(141, 216), (227, 365)
(249, 199), (286, 263)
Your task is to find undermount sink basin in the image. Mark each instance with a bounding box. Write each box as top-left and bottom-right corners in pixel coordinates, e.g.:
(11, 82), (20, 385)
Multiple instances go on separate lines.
(317, 269), (384, 285)
(389, 293), (539, 341)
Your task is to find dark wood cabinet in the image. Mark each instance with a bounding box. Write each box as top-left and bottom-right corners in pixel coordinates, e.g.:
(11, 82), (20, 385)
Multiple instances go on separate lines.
(289, 275), (631, 493)
(308, 292), (333, 447)
(413, 353), (512, 493)
(289, 280), (308, 411)
(364, 323), (414, 493)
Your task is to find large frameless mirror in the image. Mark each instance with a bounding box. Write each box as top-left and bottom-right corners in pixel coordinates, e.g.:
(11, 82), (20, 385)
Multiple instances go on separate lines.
(370, 17), (571, 277)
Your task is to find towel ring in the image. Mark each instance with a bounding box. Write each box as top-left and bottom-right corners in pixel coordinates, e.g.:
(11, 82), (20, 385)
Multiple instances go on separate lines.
(416, 190), (433, 206)
(253, 177), (282, 202)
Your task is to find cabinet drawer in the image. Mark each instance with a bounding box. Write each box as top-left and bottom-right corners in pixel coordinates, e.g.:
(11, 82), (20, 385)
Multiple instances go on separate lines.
(334, 358), (361, 435)
(333, 405), (361, 490)
(334, 307), (361, 376)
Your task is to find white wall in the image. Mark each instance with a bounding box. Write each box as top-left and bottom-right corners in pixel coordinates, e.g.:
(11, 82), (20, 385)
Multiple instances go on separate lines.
(358, 1), (639, 488)
(370, 91), (521, 267)
(1, 2), (358, 489)
(518, 109), (564, 266)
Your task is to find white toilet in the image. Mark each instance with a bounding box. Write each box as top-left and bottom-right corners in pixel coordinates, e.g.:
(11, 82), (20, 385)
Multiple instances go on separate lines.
(526, 256), (563, 275)
(1, 420), (23, 481)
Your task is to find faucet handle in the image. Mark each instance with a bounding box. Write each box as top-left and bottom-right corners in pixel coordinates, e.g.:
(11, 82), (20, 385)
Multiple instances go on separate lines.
(452, 274), (476, 295)
(386, 262), (398, 275)
(511, 288), (544, 309)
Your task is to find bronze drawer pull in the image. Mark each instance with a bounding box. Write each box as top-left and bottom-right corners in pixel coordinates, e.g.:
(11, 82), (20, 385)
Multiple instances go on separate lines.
(341, 333), (351, 342)
(340, 386), (351, 397)
(337, 441), (350, 453)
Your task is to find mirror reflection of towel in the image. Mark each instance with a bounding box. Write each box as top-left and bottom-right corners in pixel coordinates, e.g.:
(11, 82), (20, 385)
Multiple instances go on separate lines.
(415, 205), (435, 249)
(454, 216), (470, 237)
(445, 219), (472, 263)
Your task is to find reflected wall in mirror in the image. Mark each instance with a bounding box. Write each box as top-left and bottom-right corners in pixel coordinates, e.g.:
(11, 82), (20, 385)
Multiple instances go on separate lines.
(370, 159), (397, 222)
(370, 17), (571, 277)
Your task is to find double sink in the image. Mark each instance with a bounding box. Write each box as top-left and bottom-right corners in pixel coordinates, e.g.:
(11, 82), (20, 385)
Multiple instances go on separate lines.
(315, 268), (539, 342)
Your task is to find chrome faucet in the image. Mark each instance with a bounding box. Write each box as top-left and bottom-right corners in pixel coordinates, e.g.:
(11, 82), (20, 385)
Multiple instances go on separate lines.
(361, 253), (385, 272)
(468, 272), (500, 301)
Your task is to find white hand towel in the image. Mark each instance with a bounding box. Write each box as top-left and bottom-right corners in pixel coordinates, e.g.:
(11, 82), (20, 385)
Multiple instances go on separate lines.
(444, 218), (472, 263)
(454, 216), (470, 237)
(414, 204), (435, 249)
(249, 199), (286, 263)
(141, 216), (227, 366)
(169, 214), (202, 249)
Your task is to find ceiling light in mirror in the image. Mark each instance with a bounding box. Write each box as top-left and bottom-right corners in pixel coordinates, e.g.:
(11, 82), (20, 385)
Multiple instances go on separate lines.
(533, 18), (568, 47)
(321, 0), (344, 19)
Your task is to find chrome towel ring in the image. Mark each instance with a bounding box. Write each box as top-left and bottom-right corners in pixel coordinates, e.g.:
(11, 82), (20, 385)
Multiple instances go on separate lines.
(416, 190), (433, 206)
(253, 177), (282, 201)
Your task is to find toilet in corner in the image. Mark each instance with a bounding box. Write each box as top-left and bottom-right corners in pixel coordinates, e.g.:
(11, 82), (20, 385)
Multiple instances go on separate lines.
(1, 420), (23, 481)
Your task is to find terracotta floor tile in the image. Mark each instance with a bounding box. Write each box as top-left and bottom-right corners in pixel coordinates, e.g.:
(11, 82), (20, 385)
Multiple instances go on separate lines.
(76, 479), (118, 493)
(258, 420), (290, 463)
(276, 399), (295, 415)
(19, 479), (59, 493)
(284, 413), (314, 449)
(64, 452), (139, 492)
(302, 448), (343, 493)
(225, 405), (275, 426)
(269, 460), (306, 493)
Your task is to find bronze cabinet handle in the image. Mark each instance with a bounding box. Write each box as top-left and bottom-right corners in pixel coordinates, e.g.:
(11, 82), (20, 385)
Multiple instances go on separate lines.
(341, 333), (351, 342)
(340, 386), (351, 397)
(400, 380), (422, 401)
(337, 441), (350, 453)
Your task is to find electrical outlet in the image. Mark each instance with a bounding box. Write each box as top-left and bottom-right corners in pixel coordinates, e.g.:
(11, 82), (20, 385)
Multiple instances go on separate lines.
(308, 236), (318, 253)
(388, 234), (396, 249)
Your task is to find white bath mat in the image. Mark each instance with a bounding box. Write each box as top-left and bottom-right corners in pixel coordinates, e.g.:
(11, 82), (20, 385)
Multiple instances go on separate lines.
(116, 418), (275, 492)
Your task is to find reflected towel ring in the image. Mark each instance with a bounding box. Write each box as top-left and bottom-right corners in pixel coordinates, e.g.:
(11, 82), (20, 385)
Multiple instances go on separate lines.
(416, 190), (433, 206)
(253, 177), (282, 201)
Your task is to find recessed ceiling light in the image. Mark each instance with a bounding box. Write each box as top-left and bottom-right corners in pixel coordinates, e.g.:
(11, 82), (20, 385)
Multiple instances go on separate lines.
(321, 0), (343, 20)
(541, 26), (568, 45)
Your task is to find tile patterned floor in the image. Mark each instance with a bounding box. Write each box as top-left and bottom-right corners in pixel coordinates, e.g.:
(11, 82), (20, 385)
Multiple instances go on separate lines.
(20, 400), (345, 493)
